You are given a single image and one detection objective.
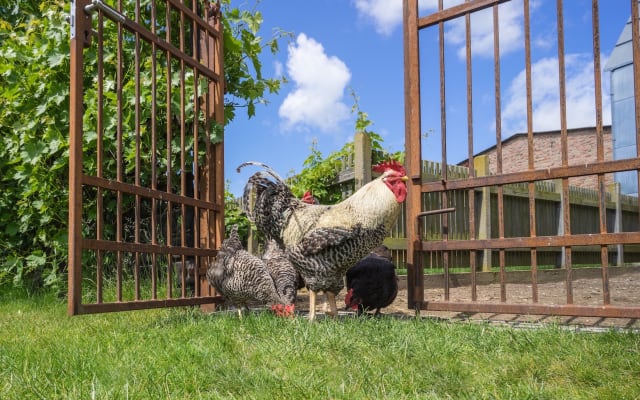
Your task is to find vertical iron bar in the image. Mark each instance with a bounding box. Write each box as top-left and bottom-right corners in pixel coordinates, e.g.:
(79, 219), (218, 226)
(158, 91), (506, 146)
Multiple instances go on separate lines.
(465, 2), (476, 302)
(134, 0), (142, 301)
(493, 4), (506, 302)
(556, 0), (573, 304)
(165, 0), (174, 299)
(591, 0), (610, 305)
(68, 0), (91, 315)
(192, 2), (201, 297)
(96, 10), (104, 304)
(403, 0), (423, 310)
(213, 2), (226, 281)
(150, 0), (158, 300)
(116, 0), (124, 303)
(438, 0), (450, 302)
(523, 0), (538, 304)
(179, 7), (187, 298)
(200, 9), (213, 297)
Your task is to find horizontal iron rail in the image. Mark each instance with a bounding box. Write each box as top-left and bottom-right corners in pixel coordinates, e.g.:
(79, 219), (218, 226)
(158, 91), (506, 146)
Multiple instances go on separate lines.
(418, 0), (511, 29)
(83, 238), (218, 257)
(83, 175), (223, 213)
(418, 232), (640, 251)
(75, 295), (224, 315)
(420, 301), (640, 319)
(418, 158), (640, 192)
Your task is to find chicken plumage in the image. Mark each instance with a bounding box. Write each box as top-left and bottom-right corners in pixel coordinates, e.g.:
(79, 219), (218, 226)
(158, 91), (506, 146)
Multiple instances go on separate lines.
(237, 160), (408, 321)
(345, 245), (399, 316)
(206, 225), (287, 317)
(262, 239), (304, 307)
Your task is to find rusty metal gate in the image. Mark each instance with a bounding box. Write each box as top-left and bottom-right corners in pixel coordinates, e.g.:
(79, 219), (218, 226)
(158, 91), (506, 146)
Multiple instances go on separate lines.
(403, 0), (640, 319)
(68, 0), (224, 315)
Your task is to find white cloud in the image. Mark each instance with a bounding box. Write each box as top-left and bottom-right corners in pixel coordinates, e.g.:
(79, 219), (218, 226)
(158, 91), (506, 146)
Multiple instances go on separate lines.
(278, 34), (352, 132)
(353, 0), (403, 36)
(352, 0), (460, 36)
(447, 1), (525, 59)
(273, 60), (283, 78)
(501, 54), (612, 136)
(353, 0), (526, 61)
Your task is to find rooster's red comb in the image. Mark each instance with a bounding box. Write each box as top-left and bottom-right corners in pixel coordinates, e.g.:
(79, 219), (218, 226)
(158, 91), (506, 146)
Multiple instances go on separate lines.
(372, 160), (406, 176)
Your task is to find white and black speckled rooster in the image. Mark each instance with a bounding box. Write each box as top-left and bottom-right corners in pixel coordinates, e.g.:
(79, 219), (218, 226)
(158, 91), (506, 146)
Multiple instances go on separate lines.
(206, 225), (293, 317)
(237, 160), (408, 321)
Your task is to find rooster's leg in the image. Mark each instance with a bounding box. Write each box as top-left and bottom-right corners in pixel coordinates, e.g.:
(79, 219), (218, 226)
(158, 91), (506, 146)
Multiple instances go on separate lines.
(308, 290), (317, 321)
(326, 292), (338, 318)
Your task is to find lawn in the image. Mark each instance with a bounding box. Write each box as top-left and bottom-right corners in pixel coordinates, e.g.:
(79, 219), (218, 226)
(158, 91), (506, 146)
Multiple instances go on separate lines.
(1, 286), (639, 399)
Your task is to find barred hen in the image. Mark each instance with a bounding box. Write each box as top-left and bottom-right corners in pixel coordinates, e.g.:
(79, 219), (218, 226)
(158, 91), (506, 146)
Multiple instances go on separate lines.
(206, 225), (290, 317)
(262, 239), (304, 314)
(237, 160), (408, 321)
(345, 245), (399, 316)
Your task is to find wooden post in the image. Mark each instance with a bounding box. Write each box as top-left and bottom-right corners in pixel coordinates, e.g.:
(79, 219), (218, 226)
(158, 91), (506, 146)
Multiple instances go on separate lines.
(354, 131), (372, 189)
(554, 179), (566, 268)
(609, 182), (624, 266)
(474, 155), (492, 272)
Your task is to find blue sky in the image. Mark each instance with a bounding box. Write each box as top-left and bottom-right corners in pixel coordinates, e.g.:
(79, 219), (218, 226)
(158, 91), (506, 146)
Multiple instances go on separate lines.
(225, 0), (630, 196)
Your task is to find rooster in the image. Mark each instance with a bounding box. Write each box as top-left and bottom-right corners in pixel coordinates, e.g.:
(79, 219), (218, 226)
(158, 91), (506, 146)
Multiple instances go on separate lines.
(237, 160), (408, 321)
(206, 225), (293, 317)
(344, 244), (399, 316)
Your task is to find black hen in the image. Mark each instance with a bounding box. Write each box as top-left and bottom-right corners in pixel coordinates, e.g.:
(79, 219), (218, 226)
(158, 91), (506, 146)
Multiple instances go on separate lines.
(344, 245), (398, 316)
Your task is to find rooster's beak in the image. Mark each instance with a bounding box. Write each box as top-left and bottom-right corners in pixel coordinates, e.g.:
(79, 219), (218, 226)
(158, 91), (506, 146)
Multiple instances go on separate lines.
(401, 176), (409, 181)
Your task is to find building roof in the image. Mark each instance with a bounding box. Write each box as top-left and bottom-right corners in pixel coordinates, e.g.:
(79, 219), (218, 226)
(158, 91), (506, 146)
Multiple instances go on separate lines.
(604, 12), (633, 71)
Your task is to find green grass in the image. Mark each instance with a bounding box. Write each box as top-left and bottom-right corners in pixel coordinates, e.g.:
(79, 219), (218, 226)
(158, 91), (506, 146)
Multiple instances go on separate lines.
(1, 286), (639, 399)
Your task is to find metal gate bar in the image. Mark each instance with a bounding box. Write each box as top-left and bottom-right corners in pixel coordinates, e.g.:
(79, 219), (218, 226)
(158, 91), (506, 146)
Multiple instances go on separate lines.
(69, 0), (224, 315)
(403, 0), (640, 319)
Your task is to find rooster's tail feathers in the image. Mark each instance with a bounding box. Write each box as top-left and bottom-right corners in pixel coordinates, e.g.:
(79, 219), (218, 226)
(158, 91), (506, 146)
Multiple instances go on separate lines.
(237, 161), (285, 221)
(240, 171), (280, 221)
(238, 162), (294, 224)
(236, 161), (285, 183)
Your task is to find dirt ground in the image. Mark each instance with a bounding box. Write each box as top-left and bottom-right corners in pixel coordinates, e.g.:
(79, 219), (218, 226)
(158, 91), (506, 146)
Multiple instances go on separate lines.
(292, 268), (640, 331)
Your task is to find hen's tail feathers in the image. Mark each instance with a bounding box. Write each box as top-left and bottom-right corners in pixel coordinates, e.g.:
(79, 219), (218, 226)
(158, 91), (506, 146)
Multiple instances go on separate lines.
(221, 224), (243, 252)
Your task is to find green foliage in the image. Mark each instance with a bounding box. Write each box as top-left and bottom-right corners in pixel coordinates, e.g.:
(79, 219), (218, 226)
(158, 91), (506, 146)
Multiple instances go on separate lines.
(0, 2), (71, 293)
(223, 183), (251, 242)
(288, 139), (345, 204)
(288, 91), (404, 204)
(0, 0), (288, 291)
(221, 1), (292, 122)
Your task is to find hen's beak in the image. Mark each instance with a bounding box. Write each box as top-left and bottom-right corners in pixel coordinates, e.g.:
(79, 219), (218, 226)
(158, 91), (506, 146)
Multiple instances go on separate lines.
(401, 176), (409, 181)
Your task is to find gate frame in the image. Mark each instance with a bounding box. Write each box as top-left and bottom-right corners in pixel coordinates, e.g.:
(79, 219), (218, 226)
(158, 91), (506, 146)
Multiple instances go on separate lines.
(68, 0), (225, 315)
(403, 0), (640, 319)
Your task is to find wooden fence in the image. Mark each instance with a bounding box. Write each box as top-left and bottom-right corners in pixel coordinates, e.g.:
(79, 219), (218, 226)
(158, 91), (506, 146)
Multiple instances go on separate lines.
(334, 148), (640, 271)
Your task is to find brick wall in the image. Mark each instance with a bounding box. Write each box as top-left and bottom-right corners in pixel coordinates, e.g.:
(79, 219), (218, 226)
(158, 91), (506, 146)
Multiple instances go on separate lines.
(478, 126), (612, 190)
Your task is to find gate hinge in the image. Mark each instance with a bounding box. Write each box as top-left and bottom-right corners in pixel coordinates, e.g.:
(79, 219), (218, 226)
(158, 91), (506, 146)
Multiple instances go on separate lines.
(84, 0), (126, 24)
